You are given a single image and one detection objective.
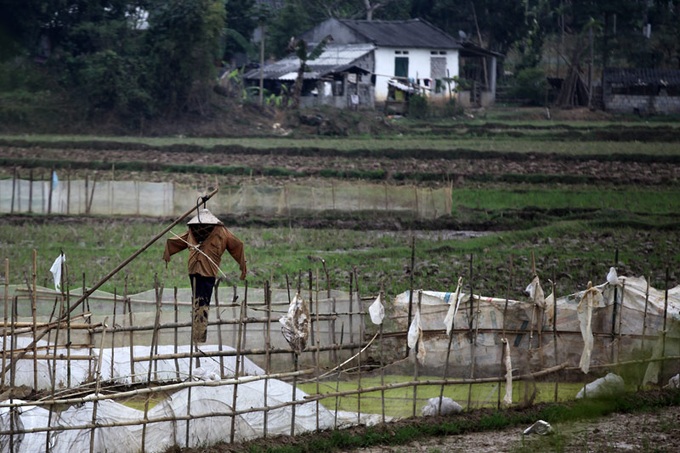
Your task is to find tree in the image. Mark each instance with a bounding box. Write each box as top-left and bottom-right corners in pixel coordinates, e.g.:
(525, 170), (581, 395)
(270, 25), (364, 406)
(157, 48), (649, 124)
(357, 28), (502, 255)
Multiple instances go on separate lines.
(145, 0), (226, 115)
(223, 0), (258, 62)
(287, 35), (331, 109)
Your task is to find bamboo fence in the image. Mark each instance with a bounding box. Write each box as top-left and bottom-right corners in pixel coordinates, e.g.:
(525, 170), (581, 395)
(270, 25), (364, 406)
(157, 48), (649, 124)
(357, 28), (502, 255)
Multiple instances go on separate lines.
(1, 244), (679, 451)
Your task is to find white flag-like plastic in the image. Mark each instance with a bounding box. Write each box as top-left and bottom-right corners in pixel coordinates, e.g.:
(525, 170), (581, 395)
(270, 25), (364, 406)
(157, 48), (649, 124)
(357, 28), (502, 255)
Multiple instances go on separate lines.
(444, 277), (464, 336)
(407, 309), (421, 350)
(577, 282), (603, 374)
(50, 254), (66, 291)
(368, 294), (385, 325)
(503, 339), (513, 406)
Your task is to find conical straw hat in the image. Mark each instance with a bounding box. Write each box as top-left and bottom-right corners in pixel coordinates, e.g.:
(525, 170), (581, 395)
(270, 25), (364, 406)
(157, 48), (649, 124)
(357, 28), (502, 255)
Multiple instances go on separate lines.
(187, 208), (223, 225)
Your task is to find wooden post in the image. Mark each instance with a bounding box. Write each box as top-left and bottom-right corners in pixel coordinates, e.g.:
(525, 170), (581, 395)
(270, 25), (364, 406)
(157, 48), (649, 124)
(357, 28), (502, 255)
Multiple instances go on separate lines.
(552, 272), (559, 403)
(2, 259), (9, 386)
(263, 280), (272, 438)
(660, 267), (670, 382)
(32, 250), (38, 391)
(411, 290), (422, 418)
(28, 169), (33, 213)
(230, 280), (247, 443)
(214, 281), (226, 377)
(48, 167), (54, 214)
(354, 267), (363, 424)
(173, 287), (180, 380)
(379, 287), (386, 424)
(406, 236), (415, 358)
(467, 254), (475, 411)
(10, 167), (17, 214)
(89, 317), (109, 453)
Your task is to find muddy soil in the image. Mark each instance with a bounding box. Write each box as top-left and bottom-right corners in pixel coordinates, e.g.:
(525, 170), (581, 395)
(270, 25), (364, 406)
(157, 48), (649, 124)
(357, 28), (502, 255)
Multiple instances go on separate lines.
(1, 144), (679, 188)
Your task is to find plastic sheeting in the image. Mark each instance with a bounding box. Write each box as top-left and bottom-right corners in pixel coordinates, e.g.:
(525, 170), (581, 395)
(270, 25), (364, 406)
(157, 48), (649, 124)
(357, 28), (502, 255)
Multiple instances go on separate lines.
(1, 337), (264, 391)
(0, 378), (369, 452)
(391, 275), (680, 377)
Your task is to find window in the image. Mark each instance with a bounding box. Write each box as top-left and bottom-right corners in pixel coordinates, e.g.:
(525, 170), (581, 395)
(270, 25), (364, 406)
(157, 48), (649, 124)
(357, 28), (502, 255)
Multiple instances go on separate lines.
(395, 57), (409, 78)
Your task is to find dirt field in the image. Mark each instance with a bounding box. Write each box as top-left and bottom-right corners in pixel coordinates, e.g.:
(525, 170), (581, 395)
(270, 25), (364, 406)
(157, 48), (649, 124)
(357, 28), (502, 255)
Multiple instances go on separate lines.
(355, 406), (680, 452)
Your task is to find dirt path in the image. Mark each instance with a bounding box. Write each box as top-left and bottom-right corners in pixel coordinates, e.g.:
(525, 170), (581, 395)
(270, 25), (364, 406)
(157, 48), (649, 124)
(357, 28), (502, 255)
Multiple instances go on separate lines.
(356, 406), (680, 452)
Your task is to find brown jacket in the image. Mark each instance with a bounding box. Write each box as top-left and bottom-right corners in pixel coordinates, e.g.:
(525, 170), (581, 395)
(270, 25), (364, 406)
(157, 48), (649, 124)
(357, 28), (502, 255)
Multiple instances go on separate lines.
(164, 226), (247, 279)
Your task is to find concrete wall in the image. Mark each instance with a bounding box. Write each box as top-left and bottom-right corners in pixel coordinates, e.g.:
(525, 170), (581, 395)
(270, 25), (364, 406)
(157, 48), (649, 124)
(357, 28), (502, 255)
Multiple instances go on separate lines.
(373, 47), (459, 102)
(605, 93), (680, 114)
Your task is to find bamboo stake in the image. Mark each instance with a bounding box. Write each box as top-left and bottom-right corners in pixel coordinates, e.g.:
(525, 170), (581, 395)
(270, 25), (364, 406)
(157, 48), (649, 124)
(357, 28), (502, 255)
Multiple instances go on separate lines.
(616, 279), (626, 363)
(333, 324), (343, 429)
(89, 317), (109, 453)
(467, 254), (475, 411)
(263, 279), (271, 438)
(354, 267), (363, 424)
(32, 250), (38, 392)
(66, 268), (72, 388)
(375, 288), (386, 424)
(173, 287), (180, 381)
(111, 288), (118, 379)
(660, 267), (670, 382)
(412, 290), (422, 418)
(552, 273), (559, 403)
(2, 259), (8, 387)
(214, 281), (225, 377)
(406, 236), (415, 358)
(498, 264), (511, 410)
(314, 269), (321, 432)
(230, 279), (247, 443)
(330, 295), (337, 364)
(126, 285), (135, 383)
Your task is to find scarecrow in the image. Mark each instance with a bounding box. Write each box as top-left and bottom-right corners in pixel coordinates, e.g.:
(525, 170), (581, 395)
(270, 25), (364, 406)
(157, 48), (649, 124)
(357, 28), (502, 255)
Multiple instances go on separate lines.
(163, 208), (247, 343)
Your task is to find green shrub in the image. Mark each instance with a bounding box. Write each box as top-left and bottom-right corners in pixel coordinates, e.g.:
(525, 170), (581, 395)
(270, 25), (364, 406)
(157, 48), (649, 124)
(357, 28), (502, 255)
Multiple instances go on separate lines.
(408, 94), (429, 119)
(508, 67), (548, 106)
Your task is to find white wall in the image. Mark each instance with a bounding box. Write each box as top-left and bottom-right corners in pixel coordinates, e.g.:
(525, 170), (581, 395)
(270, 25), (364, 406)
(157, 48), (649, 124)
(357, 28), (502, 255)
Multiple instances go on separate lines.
(373, 47), (459, 102)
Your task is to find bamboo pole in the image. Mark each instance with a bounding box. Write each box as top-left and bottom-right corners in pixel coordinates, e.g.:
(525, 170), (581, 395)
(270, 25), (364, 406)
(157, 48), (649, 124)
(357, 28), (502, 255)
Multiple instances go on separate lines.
(173, 287), (180, 381)
(379, 287), (386, 424)
(412, 290), (422, 418)
(552, 272), (559, 403)
(467, 254), (475, 410)
(2, 258), (8, 387)
(498, 264), (511, 410)
(230, 279), (247, 443)
(32, 250), (38, 392)
(616, 279), (626, 363)
(89, 317), (109, 453)
(111, 288), (118, 379)
(660, 267), (670, 382)
(333, 323), (343, 429)
(354, 267), (363, 423)
(314, 269), (321, 432)
(28, 168), (33, 213)
(406, 236), (415, 358)
(263, 279), (272, 438)
(214, 281), (225, 377)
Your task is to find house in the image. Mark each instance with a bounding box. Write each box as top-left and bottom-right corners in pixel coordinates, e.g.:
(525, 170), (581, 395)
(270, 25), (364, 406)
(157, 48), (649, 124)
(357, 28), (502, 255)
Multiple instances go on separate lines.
(244, 18), (501, 111)
(602, 68), (680, 115)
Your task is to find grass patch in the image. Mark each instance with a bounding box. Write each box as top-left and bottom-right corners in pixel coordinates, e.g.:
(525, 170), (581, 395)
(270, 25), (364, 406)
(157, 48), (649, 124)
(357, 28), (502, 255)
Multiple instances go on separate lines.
(0, 218), (678, 298)
(297, 377), (584, 418)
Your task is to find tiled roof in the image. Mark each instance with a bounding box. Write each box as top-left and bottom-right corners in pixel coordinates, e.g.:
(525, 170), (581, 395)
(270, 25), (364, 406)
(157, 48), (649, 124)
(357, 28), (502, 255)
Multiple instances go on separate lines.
(338, 19), (460, 49)
(604, 68), (680, 86)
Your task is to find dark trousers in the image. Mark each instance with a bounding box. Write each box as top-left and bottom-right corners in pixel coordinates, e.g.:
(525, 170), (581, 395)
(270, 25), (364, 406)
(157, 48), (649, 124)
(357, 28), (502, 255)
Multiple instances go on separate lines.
(189, 274), (215, 306)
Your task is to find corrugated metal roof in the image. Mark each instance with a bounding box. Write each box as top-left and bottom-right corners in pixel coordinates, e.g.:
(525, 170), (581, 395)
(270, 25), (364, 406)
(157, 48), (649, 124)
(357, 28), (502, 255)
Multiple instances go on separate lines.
(604, 68), (680, 86)
(338, 19), (460, 49)
(244, 43), (374, 81)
